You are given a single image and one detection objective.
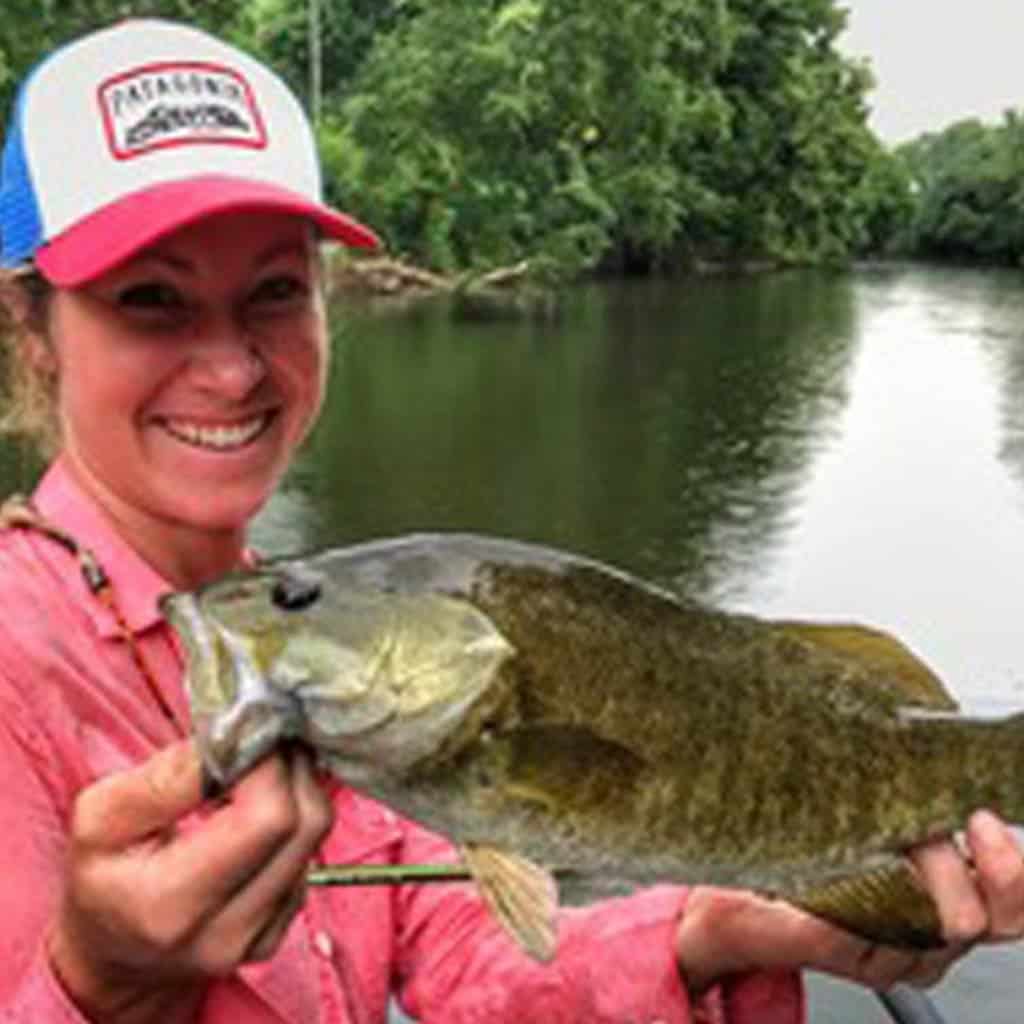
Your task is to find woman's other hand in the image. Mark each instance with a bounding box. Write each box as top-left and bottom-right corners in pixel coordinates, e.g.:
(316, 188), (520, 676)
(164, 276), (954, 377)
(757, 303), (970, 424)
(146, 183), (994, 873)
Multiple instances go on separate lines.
(47, 739), (333, 1024)
(676, 810), (1024, 995)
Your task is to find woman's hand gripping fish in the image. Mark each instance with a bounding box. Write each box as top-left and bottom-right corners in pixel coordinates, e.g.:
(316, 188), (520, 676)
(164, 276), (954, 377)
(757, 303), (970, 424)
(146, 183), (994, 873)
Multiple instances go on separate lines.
(162, 533), (1023, 962)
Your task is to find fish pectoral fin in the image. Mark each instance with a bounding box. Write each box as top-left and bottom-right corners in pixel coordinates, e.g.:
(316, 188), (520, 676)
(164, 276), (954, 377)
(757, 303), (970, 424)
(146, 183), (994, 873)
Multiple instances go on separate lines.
(460, 842), (559, 962)
(787, 856), (944, 950)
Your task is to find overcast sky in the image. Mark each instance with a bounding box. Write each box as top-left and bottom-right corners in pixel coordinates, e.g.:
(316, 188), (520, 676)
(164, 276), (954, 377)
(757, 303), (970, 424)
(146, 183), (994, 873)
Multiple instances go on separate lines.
(838, 0), (1024, 143)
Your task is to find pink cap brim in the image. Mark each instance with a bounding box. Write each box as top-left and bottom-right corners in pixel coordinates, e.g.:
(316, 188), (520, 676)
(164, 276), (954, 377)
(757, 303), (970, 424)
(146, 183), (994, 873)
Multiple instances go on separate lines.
(35, 175), (380, 286)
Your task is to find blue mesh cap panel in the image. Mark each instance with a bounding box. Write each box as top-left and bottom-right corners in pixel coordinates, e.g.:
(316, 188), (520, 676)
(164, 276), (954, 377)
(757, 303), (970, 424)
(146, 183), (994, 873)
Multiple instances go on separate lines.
(0, 76), (45, 267)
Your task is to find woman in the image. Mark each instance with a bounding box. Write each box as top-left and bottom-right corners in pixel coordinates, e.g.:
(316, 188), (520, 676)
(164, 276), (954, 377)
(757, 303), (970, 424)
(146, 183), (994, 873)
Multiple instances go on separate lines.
(0, 18), (1019, 1024)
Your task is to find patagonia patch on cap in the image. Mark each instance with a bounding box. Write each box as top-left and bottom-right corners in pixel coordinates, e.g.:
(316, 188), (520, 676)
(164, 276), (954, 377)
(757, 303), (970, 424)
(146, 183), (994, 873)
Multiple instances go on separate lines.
(99, 62), (268, 159)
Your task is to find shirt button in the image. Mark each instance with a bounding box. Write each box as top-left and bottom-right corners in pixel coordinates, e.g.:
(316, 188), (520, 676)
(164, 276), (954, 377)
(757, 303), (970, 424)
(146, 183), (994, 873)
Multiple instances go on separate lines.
(313, 930), (334, 958)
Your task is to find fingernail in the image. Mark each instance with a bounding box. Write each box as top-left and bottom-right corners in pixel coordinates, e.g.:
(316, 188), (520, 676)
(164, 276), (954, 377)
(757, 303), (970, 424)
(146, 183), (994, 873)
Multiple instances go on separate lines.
(969, 809), (1004, 843)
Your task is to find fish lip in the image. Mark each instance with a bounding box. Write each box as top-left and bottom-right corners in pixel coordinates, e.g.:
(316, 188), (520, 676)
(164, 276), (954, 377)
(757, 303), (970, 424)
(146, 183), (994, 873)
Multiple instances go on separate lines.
(202, 621), (309, 784)
(161, 591), (301, 786)
(204, 688), (305, 787)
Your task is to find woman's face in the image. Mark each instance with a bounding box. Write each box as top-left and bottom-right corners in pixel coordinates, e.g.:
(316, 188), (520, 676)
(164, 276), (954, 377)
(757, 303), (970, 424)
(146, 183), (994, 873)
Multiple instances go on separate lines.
(48, 209), (328, 536)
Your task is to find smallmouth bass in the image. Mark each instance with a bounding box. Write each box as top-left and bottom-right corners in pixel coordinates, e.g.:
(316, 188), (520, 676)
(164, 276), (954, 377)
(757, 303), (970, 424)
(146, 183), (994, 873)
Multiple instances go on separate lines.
(162, 533), (1023, 961)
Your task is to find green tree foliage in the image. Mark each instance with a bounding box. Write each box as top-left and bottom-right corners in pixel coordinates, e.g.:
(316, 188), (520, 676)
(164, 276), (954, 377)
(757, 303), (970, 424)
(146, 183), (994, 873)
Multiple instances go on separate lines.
(847, 138), (915, 256)
(897, 114), (1024, 265)
(231, 0), (408, 111)
(696, 0), (881, 264)
(323, 0), (887, 277)
(330, 0), (630, 277)
(531, 0), (734, 273)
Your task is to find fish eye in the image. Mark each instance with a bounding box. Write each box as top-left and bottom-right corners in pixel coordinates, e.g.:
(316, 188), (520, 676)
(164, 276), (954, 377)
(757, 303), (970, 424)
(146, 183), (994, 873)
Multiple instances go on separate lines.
(271, 566), (323, 611)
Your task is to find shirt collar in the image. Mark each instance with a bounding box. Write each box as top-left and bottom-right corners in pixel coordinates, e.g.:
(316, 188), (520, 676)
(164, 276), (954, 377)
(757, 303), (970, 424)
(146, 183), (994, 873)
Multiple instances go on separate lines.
(33, 457), (176, 639)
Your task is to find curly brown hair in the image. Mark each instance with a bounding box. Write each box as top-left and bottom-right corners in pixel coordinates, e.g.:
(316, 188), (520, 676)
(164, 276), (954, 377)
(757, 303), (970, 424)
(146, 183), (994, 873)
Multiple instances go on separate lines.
(0, 267), (59, 457)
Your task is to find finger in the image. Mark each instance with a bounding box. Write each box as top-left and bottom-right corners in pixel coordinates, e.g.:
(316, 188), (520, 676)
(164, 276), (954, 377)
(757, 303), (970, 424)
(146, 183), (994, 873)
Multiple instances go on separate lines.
(72, 739), (204, 849)
(910, 837), (987, 944)
(242, 881), (309, 964)
(214, 749), (332, 922)
(856, 946), (917, 991)
(113, 751), (306, 969)
(64, 749), (327, 977)
(966, 810), (1024, 940)
(895, 942), (969, 989)
(860, 921), (975, 992)
(159, 752), (306, 911)
(190, 749), (333, 969)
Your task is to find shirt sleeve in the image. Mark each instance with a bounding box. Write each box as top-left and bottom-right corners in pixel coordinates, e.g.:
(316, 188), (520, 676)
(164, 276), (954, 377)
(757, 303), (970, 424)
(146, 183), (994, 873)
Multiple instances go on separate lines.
(390, 819), (806, 1024)
(0, 699), (95, 1023)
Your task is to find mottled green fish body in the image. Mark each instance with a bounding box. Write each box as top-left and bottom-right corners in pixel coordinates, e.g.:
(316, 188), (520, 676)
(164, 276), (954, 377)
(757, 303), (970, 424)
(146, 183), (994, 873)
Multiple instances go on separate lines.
(164, 534), (1024, 957)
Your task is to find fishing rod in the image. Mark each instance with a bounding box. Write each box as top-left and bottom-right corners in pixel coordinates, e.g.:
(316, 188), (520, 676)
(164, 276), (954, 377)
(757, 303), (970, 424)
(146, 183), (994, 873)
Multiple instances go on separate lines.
(877, 986), (949, 1024)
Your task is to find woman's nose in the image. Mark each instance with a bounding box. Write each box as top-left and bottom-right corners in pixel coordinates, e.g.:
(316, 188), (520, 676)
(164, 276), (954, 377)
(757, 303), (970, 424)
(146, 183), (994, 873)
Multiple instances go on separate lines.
(185, 325), (267, 399)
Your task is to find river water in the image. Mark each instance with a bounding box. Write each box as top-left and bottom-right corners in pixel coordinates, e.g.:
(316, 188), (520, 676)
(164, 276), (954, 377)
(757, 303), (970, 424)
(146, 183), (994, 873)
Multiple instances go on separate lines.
(5, 264), (1023, 1019)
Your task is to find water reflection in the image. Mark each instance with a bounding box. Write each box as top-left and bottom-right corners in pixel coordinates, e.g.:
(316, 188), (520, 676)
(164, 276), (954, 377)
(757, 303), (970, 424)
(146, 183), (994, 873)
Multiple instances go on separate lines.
(296, 271), (859, 606)
(975, 272), (1024, 488)
(729, 267), (1024, 717)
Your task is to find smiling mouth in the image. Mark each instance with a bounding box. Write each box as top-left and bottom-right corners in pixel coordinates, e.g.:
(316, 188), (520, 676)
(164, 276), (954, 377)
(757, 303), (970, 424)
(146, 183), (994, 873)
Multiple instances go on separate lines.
(159, 412), (275, 451)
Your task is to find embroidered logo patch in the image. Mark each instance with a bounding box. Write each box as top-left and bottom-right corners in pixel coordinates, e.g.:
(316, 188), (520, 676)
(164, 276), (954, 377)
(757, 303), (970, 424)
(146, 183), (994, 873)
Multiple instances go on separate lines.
(98, 61), (267, 159)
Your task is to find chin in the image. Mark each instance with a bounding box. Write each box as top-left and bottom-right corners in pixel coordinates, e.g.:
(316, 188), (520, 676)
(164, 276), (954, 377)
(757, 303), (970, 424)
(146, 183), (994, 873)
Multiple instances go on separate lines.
(166, 489), (272, 534)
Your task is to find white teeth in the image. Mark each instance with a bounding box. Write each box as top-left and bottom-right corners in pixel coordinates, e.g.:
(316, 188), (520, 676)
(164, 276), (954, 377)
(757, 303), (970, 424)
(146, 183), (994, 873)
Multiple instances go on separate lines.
(163, 415), (269, 451)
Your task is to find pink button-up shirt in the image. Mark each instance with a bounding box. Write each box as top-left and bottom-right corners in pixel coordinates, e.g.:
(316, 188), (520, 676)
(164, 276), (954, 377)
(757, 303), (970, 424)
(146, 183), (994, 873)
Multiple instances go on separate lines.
(0, 458), (804, 1024)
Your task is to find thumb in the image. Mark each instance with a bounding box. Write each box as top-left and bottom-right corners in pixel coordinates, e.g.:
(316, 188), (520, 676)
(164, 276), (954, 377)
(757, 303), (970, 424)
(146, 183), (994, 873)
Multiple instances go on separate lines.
(72, 738), (205, 849)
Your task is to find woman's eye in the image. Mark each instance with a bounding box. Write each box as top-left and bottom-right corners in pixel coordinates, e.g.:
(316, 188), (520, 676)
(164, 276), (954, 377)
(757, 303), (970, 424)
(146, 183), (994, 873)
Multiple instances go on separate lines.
(250, 276), (307, 307)
(116, 282), (187, 314)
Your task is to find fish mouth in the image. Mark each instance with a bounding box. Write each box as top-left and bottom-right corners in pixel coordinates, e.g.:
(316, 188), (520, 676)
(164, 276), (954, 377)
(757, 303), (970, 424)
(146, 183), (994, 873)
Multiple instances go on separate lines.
(156, 411), (276, 451)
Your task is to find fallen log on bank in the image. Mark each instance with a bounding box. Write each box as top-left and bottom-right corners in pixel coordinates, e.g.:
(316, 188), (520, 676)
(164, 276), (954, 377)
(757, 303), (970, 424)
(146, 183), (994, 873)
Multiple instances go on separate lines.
(330, 255), (555, 319)
(331, 256), (453, 296)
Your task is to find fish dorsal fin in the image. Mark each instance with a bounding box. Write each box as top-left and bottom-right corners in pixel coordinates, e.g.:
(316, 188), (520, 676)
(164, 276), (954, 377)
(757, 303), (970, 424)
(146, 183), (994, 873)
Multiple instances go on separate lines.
(777, 621), (956, 710)
(460, 842), (559, 961)
(787, 855), (944, 949)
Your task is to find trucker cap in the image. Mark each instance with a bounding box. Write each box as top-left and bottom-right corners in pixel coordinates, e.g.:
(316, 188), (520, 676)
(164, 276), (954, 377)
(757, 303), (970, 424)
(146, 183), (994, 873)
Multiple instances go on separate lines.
(0, 18), (379, 285)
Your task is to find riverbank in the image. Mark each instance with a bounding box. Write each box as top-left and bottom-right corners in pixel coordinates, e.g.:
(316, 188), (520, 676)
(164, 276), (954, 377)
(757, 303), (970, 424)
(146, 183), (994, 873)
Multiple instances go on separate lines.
(327, 252), (557, 319)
